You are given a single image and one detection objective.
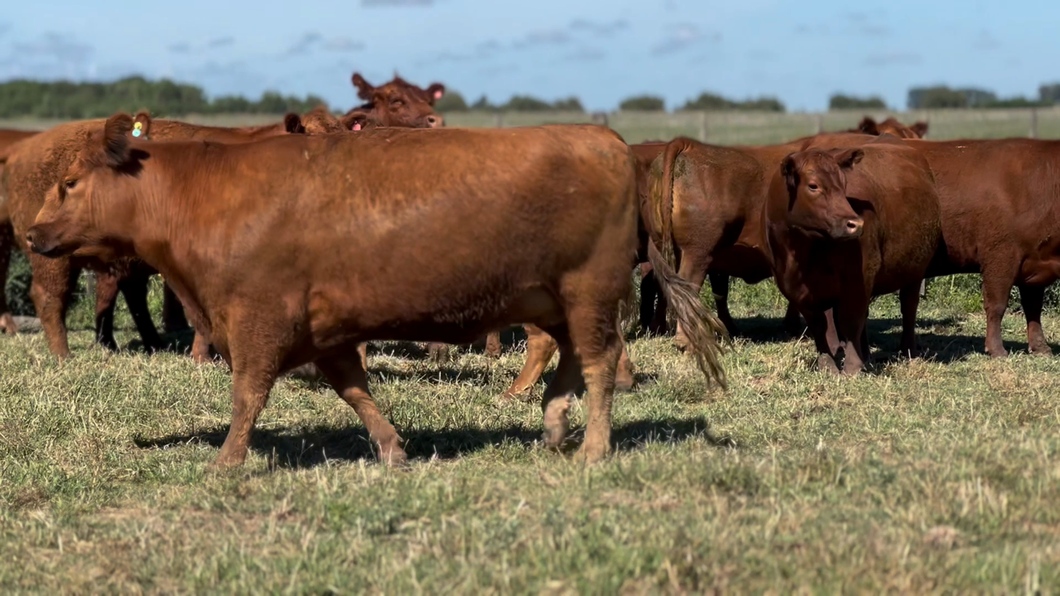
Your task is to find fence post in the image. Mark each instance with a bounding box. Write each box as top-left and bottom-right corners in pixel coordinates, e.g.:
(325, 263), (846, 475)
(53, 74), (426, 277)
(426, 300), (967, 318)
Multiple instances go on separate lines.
(591, 111), (609, 127)
(815, 113), (823, 134)
(699, 111), (708, 142)
(1029, 107), (1038, 139)
(494, 112), (503, 129)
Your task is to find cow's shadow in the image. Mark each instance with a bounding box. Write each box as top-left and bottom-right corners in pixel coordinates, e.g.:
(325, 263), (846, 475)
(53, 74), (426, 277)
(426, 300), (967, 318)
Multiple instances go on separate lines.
(133, 416), (735, 470)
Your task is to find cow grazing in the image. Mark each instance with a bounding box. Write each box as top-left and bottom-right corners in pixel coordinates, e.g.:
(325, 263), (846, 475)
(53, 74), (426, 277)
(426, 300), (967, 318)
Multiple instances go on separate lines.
(27, 113), (727, 469)
(764, 142), (942, 372)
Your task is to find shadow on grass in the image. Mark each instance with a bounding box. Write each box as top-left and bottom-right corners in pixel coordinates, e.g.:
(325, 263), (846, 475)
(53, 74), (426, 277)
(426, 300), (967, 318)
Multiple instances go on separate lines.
(133, 416), (736, 470)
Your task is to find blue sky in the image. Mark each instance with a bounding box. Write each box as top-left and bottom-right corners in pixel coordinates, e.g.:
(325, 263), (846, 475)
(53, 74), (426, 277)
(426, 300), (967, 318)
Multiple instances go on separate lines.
(0, 0), (1056, 112)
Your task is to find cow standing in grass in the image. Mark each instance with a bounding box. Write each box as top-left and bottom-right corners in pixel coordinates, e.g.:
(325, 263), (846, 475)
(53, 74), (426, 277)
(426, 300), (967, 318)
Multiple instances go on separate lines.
(26, 113), (727, 468)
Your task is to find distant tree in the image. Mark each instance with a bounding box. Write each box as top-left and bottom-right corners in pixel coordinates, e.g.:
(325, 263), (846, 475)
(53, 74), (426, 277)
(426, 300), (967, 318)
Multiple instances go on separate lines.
(680, 92), (784, 112)
(908, 86), (967, 109)
(619, 95), (665, 111)
(680, 92), (735, 110)
(470, 95), (495, 110)
(502, 95), (553, 111)
(552, 96), (584, 112)
(434, 90), (468, 112)
(1039, 83), (1060, 104)
(828, 94), (887, 110)
(957, 88), (998, 107)
(983, 97), (1049, 108)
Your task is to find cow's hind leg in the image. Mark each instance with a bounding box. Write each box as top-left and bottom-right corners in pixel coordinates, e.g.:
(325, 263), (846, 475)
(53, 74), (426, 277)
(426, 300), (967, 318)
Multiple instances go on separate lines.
(898, 282), (923, 357)
(566, 304), (623, 464)
(837, 300), (870, 375)
(161, 283), (189, 334)
(316, 352), (406, 466)
(536, 324), (583, 450)
(708, 273), (740, 338)
(981, 263), (1018, 357)
(190, 331), (213, 364)
(484, 331), (502, 357)
(783, 301), (805, 338)
(503, 324), (558, 400)
(1018, 284), (1052, 355)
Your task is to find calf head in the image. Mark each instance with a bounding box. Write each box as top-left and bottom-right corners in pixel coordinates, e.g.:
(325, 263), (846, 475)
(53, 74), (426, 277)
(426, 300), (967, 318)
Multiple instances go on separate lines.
(348, 72), (444, 129)
(780, 147), (865, 240)
(284, 106), (346, 134)
(27, 112), (150, 261)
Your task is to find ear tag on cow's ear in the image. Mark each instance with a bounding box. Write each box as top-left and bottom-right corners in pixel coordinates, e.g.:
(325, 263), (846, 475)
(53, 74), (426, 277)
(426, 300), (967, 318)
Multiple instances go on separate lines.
(132, 122), (143, 138)
(352, 122), (362, 131)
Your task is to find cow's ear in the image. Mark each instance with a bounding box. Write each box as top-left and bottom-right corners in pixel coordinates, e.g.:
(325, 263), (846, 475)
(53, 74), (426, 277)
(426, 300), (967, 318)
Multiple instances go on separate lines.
(284, 112), (306, 134)
(781, 154), (798, 190)
(342, 111), (369, 131)
(834, 148), (865, 170)
(351, 73), (374, 100)
(132, 110), (152, 139)
(103, 113), (135, 168)
(426, 83), (445, 104)
(856, 116), (879, 135)
(910, 121), (929, 138)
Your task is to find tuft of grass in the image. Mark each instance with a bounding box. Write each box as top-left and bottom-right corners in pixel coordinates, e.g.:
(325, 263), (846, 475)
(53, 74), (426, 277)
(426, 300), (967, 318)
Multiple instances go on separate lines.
(2, 277), (1059, 593)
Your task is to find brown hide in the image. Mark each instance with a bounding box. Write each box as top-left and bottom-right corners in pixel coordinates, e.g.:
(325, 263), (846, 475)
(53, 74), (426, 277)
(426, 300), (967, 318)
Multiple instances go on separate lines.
(28, 117), (727, 469)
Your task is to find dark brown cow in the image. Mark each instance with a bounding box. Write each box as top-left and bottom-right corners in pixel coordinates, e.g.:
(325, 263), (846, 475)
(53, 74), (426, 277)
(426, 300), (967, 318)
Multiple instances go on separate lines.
(764, 141), (942, 372)
(345, 73), (445, 129)
(0, 129), (40, 334)
(1, 109), (351, 360)
(27, 114), (726, 469)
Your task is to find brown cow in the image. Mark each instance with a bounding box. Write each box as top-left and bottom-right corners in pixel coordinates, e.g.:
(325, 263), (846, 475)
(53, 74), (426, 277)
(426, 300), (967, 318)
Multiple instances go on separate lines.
(501, 141), (668, 400)
(2, 109), (358, 360)
(648, 119), (929, 343)
(0, 128), (40, 334)
(897, 137), (1060, 356)
(764, 141), (942, 372)
(345, 73), (445, 129)
(852, 116), (929, 139)
(26, 114), (726, 469)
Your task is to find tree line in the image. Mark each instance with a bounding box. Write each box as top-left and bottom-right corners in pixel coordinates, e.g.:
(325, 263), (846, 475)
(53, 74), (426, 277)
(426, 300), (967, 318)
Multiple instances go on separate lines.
(3, 76), (1060, 118)
(0, 76), (327, 119)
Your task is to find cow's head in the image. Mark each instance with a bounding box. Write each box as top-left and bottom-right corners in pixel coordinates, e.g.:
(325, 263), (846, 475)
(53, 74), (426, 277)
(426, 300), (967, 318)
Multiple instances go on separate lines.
(348, 72), (444, 129)
(284, 106), (346, 134)
(26, 112), (150, 261)
(856, 116), (927, 139)
(780, 148), (864, 240)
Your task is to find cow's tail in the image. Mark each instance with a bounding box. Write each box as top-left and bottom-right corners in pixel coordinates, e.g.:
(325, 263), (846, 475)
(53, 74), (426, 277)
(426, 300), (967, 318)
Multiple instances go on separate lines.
(644, 139), (730, 388)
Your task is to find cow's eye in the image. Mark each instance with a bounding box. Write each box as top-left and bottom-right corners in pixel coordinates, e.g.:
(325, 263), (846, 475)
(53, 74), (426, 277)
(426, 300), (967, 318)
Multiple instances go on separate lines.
(64, 179), (78, 190)
(390, 98), (404, 107)
(808, 183), (819, 191)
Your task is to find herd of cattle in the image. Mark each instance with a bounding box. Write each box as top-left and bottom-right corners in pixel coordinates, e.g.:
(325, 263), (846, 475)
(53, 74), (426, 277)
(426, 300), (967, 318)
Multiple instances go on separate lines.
(1, 72), (1058, 471)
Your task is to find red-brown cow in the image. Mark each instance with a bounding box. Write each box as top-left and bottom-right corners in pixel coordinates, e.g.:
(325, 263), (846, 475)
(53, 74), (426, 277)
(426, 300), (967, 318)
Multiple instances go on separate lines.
(501, 141), (669, 400)
(27, 113), (726, 469)
(345, 73), (445, 129)
(648, 119), (929, 344)
(851, 116), (929, 139)
(0, 129), (40, 334)
(1, 109), (347, 360)
(764, 141), (942, 372)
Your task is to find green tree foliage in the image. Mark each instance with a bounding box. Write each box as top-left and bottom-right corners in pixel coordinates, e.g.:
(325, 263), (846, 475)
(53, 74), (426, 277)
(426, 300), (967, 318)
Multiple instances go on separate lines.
(619, 95), (665, 111)
(0, 77), (327, 118)
(679, 92), (785, 112)
(1039, 83), (1060, 104)
(552, 97), (585, 112)
(434, 91), (468, 112)
(470, 95), (495, 110)
(497, 95), (585, 112)
(828, 94), (887, 110)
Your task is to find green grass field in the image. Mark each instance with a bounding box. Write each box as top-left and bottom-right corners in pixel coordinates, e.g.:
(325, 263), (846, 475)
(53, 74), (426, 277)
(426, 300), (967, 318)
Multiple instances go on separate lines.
(1, 274), (1059, 593)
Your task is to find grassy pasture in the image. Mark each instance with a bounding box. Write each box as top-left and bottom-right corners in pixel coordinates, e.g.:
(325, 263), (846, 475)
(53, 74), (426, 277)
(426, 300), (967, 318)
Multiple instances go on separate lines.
(1, 274), (1059, 593)
(2, 111), (1060, 592)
